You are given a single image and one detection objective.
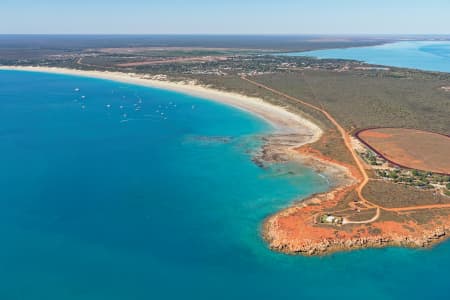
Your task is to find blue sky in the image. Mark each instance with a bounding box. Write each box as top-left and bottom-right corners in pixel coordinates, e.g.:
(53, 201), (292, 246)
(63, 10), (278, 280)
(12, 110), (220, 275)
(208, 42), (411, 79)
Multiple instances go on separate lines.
(1, 0), (449, 34)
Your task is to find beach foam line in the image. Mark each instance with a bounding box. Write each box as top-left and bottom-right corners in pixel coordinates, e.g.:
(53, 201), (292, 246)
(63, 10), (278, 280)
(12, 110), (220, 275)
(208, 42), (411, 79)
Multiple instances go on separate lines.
(0, 66), (322, 149)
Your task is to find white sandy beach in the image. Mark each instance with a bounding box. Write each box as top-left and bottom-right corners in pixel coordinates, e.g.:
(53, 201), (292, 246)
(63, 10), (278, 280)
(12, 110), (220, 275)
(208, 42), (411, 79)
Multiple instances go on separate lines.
(0, 66), (322, 147)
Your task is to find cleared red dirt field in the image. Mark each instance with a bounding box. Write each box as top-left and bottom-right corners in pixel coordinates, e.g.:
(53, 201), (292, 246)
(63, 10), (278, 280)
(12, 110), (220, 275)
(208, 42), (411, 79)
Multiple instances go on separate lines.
(357, 128), (450, 175)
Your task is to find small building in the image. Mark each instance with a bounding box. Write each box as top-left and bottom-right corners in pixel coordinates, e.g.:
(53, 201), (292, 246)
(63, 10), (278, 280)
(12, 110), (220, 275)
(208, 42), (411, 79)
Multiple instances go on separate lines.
(321, 214), (343, 225)
(326, 216), (336, 223)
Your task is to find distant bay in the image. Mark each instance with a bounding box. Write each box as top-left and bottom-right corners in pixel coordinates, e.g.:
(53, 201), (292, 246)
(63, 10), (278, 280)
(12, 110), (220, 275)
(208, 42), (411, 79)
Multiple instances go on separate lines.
(284, 41), (450, 73)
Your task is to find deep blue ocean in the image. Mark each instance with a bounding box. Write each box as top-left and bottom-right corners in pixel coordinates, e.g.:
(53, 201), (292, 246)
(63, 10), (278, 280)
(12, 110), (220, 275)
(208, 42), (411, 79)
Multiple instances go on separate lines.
(1, 70), (450, 299)
(286, 41), (450, 73)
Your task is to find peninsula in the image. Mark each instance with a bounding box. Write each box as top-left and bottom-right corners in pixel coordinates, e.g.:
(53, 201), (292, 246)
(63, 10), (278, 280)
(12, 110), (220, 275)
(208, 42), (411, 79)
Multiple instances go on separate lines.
(4, 1), (450, 298)
(2, 36), (450, 256)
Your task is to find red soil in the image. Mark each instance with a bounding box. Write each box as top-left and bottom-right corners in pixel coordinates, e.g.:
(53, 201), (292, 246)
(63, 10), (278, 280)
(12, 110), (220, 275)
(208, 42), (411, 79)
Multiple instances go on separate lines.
(116, 56), (228, 67)
(240, 77), (450, 255)
(264, 145), (450, 256)
(357, 128), (450, 175)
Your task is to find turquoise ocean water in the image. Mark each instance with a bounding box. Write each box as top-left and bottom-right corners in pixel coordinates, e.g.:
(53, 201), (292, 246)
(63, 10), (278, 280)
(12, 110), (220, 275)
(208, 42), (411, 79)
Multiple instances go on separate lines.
(1, 70), (450, 299)
(286, 41), (450, 73)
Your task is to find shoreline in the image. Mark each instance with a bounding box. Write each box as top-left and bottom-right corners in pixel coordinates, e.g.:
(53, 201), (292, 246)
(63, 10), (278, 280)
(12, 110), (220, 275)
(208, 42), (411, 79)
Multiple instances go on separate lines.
(1, 65), (395, 257)
(0, 66), (322, 143)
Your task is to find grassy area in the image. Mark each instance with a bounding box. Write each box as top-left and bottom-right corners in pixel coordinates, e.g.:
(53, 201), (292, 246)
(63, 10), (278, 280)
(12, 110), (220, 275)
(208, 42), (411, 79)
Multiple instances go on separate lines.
(363, 180), (450, 208)
(254, 70), (450, 134)
(408, 208), (450, 225)
(345, 208), (378, 222)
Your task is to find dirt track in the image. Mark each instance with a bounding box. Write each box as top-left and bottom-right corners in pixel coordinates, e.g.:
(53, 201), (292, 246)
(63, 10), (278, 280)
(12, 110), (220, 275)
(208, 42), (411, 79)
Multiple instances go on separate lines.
(241, 77), (375, 205)
(241, 76), (449, 220)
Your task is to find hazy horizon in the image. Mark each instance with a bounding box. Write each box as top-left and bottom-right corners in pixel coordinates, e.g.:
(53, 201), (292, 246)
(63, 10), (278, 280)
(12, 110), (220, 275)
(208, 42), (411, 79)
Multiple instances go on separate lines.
(1, 0), (449, 35)
(1, 34), (450, 36)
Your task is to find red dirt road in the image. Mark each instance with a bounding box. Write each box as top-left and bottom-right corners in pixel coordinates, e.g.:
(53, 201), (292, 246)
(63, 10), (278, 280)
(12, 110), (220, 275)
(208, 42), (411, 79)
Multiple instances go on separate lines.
(241, 76), (450, 217)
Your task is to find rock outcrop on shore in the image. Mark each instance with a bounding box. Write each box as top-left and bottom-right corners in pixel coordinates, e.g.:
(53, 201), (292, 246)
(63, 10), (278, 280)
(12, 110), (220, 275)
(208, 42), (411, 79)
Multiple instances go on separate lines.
(261, 145), (450, 256)
(265, 213), (448, 256)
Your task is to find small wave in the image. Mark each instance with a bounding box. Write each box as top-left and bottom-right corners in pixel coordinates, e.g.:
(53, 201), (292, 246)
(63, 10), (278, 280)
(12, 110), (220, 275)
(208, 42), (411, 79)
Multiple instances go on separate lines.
(318, 173), (331, 185)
